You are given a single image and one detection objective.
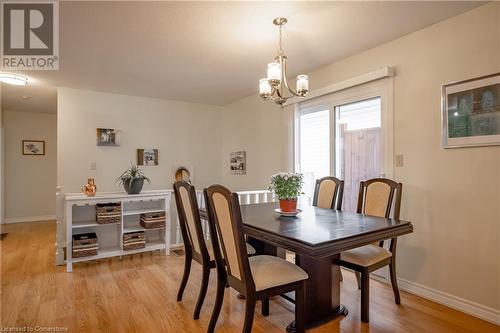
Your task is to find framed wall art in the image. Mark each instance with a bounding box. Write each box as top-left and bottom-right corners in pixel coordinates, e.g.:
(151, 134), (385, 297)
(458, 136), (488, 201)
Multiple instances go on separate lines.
(442, 73), (500, 148)
(22, 140), (45, 155)
(137, 149), (159, 166)
(230, 151), (246, 175)
(96, 128), (119, 146)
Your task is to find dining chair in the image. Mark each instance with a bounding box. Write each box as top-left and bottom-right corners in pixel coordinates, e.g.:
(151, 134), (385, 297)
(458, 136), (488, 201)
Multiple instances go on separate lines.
(312, 176), (344, 210)
(173, 181), (256, 320)
(204, 185), (309, 333)
(337, 178), (402, 322)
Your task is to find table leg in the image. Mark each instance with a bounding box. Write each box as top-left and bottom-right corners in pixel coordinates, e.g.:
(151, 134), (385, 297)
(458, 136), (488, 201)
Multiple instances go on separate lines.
(287, 254), (348, 332)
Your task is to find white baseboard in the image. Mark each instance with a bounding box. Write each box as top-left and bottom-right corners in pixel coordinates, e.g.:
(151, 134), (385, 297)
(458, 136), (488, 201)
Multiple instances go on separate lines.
(370, 274), (500, 325)
(4, 215), (56, 224)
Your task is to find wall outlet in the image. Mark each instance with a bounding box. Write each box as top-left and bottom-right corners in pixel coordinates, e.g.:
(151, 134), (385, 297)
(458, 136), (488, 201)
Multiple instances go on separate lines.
(396, 154), (404, 167)
(90, 162), (96, 170)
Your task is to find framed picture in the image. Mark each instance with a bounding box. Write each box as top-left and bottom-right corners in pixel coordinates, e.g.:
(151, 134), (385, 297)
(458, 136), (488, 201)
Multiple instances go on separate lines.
(22, 140), (45, 155)
(96, 128), (118, 146)
(137, 149), (158, 166)
(230, 151), (246, 175)
(442, 73), (500, 148)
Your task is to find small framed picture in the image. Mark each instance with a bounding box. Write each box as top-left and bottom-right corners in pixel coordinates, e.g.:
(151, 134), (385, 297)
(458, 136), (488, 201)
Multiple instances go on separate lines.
(137, 149), (159, 166)
(22, 140), (45, 155)
(230, 151), (246, 175)
(96, 128), (119, 146)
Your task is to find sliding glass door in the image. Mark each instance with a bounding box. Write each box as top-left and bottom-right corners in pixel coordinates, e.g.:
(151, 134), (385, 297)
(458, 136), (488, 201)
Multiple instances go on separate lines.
(295, 79), (392, 210)
(335, 98), (382, 212)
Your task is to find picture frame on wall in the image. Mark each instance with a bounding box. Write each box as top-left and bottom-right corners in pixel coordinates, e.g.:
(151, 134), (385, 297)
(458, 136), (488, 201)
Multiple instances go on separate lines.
(230, 151), (246, 175)
(137, 149), (159, 166)
(441, 73), (500, 148)
(22, 140), (45, 155)
(96, 128), (119, 146)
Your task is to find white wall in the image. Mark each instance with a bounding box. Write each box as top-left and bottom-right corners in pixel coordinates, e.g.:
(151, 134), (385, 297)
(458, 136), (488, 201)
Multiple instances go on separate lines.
(57, 88), (223, 193)
(221, 2), (500, 315)
(4, 110), (57, 222)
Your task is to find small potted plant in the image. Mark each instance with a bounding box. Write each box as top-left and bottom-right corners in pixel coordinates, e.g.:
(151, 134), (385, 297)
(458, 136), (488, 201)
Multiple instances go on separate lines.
(268, 172), (303, 213)
(117, 165), (150, 195)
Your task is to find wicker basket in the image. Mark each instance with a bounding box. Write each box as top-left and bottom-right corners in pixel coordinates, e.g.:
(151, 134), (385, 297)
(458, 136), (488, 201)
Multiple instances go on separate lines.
(96, 203), (121, 224)
(72, 232), (98, 258)
(140, 212), (166, 229)
(123, 231), (145, 251)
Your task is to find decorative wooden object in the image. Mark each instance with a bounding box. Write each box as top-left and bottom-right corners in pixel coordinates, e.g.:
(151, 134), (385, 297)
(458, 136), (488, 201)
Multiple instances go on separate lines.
(96, 203), (121, 224)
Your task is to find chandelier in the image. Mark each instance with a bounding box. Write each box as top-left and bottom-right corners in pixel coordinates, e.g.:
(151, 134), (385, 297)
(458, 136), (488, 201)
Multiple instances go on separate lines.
(259, 17), (309, 105)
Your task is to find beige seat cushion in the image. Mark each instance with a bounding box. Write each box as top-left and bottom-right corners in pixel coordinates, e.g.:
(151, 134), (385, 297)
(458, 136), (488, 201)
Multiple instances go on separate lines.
(249, 255), (308, 291)
(206, 241), (256, 260)
(341, 244), (392, 267)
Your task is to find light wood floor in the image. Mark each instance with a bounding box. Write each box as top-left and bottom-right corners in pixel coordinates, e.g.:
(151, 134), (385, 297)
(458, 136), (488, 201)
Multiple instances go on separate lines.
(1, 221), (498, 333)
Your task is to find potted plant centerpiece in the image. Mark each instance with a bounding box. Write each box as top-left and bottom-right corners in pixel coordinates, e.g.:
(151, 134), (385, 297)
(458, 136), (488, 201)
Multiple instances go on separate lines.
(117, 165), (150, 195)
(269, 172), (304, 213)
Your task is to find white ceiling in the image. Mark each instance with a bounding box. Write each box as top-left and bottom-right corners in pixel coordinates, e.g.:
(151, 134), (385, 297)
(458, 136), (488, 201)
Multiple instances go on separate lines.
(1, 1), (484, 113)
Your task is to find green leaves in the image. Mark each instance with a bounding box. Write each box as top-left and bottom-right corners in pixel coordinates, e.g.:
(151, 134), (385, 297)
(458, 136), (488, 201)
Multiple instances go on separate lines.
(117, 164), (151, 186)
(268, 172), (304, 200)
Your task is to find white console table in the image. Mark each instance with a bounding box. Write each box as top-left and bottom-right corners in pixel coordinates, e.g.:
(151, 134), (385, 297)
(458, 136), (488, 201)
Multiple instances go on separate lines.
(64, 190), (172, 272)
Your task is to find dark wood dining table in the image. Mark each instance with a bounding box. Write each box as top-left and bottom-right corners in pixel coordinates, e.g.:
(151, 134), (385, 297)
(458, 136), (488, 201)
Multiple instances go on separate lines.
(201, 202), (413, 331)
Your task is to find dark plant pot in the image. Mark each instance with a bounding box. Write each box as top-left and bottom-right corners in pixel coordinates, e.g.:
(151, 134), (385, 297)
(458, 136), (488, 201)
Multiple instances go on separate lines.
(123, 178), (144, 195)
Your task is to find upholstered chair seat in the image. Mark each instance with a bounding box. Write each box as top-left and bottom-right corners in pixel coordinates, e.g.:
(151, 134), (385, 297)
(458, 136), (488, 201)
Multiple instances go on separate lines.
(249, 255), (308, 291)
(341, 244), (392, 267)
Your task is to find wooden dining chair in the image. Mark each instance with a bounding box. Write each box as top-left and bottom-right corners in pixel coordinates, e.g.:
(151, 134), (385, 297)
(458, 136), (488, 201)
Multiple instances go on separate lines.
(204, 185), (308, 333)
(312, 176), (344, 210)
(173, 181), (256, 320)
(337, 178), (402, 323)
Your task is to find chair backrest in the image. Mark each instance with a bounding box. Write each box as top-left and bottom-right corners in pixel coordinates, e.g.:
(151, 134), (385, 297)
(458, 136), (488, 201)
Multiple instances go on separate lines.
(357, 178), (402, 219)
(173, 181), (210, 263)
(312, 176), (344, 210)
(204, 185), (254, 292)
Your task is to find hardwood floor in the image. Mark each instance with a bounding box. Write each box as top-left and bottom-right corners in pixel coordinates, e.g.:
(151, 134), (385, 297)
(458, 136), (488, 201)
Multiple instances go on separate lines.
(1, 221), (498, 333)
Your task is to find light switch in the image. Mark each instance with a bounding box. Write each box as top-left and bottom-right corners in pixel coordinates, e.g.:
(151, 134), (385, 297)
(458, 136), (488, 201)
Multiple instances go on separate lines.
(90, 162), (97, 170)
(396, 155), (404, 167)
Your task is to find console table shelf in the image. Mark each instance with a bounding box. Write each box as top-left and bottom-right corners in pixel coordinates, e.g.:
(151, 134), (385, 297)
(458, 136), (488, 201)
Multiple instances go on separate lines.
(64, 190), (172, 272)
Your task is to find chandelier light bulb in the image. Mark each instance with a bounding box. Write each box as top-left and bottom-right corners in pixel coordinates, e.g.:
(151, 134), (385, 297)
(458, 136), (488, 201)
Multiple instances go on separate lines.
(259, 79), (271, 99)
(267, 62), (281, 86)
(296, 75), (309, 95)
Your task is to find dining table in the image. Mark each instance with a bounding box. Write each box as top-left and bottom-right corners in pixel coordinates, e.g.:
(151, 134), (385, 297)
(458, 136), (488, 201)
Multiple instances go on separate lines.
(200, 202), (413, 331)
